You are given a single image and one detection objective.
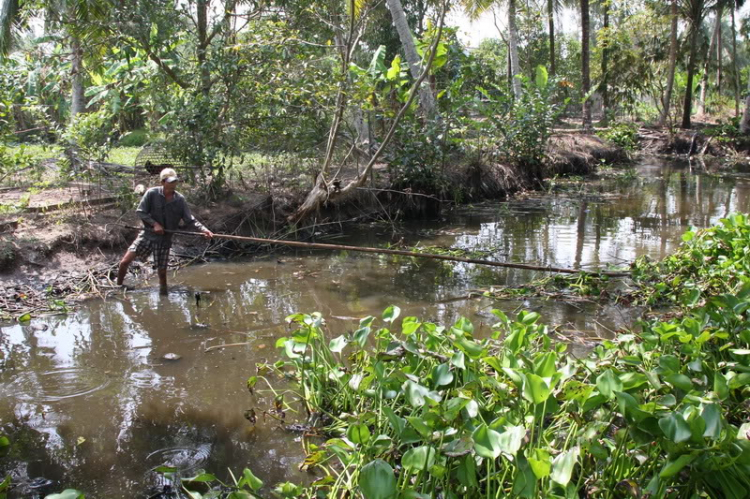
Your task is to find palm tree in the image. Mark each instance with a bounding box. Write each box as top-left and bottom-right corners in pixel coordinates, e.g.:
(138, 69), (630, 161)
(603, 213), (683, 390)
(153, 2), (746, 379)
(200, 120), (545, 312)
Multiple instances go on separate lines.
(464, 0), (522, 99)
(581, 0), (592, 130)
(681, 0), (718, 129)
(660, 0), (680, 126)
(697, 4), (723, 116)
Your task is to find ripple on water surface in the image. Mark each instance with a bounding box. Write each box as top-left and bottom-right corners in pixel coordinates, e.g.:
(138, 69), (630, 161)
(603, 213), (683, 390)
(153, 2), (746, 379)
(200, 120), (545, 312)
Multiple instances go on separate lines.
(146, 444), (212, 473)
(8, 367), (111, 402)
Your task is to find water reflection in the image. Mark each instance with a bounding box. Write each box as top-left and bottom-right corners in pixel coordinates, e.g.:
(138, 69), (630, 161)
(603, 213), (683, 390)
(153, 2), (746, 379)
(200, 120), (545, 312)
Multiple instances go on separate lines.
(1, 158), (749, 497)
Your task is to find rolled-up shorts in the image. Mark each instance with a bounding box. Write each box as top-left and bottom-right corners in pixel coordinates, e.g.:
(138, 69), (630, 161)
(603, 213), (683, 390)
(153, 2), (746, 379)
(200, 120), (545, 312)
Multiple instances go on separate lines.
(128, 233), (171, 269)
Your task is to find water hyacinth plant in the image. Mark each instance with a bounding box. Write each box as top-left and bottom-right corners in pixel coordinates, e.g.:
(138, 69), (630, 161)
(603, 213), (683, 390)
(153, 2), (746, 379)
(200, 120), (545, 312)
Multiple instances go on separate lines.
(239, 215), (750, 499)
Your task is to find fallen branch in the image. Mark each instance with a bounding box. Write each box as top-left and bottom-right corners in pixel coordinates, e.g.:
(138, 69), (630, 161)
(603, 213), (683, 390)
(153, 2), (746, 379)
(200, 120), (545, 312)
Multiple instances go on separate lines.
(115, 224), (630, 277)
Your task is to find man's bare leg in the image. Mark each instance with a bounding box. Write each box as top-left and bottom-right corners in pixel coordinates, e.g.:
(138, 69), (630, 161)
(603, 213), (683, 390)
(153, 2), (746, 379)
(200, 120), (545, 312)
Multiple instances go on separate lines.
(117, 251), (137, 286)
(158, 268), (168, 295)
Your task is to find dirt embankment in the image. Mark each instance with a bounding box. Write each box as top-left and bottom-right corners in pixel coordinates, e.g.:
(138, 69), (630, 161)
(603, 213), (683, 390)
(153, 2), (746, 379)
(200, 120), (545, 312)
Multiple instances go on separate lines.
(0, 132), (625, 319)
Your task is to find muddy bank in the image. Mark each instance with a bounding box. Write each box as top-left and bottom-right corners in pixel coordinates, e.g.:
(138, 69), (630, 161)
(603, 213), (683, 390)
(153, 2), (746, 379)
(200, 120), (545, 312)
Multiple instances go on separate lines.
(639, 127), (750, 157)
(0, 133), (626, 319)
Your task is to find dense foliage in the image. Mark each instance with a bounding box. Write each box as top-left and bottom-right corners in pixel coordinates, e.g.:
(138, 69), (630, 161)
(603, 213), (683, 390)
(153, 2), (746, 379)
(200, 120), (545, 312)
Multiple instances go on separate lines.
(0, 0), (747, 195)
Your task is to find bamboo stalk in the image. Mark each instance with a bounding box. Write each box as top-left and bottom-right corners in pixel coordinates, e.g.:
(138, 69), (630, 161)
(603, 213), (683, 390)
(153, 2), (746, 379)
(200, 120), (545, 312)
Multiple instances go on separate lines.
(115, 224), (630, 277)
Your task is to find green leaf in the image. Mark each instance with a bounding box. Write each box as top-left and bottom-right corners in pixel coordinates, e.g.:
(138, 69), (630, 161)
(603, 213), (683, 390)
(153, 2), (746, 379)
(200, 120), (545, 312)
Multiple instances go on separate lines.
(660, 454), (695, 478)
(596, 369), (622, 400)
(183, 472), (218, 482)
(237, 468), (264, 491)
(386, 53), (401, 80)
(454, 337), (485, 358)
(383, 305), (401, 323)
(432, 363), (453, 386)
(701, 404), (722, 440)
(664, 373), (693, 392)
(383, 406), (405, 436)
(456, 454), (478, 488)
(473, 424), (503, 459)
(659, 413), (692, 443)
(359, 459), (397, 499)
(352, 326), (372, 348)
(523, 373), (551, 405)
(551, 446), (579, 486)
(401, 317), (421, 335)
(347, 423), (371, 444)
(18, 313), (31, 323)
(403, 380), (441, 408)
(535, 65), (548, 89)
(534, 352), (557, 378)
(528, 449), (551, 479)
(402, 446), (436, 471)
(714, 373), (729, 400)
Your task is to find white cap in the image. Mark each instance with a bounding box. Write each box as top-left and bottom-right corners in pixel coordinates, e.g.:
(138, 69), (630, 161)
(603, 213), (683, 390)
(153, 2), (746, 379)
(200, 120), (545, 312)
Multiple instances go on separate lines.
(159, 168), (179, 183)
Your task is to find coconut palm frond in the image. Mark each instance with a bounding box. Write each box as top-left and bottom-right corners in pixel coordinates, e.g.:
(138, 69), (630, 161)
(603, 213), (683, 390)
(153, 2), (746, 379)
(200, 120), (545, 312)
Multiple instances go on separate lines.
(461, 0), (498, 21)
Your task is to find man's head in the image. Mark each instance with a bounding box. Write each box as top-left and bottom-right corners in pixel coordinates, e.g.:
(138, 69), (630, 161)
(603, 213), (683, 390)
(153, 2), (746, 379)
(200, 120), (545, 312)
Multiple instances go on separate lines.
(159, 168), (179, 194)
(159, 168), (179, 184)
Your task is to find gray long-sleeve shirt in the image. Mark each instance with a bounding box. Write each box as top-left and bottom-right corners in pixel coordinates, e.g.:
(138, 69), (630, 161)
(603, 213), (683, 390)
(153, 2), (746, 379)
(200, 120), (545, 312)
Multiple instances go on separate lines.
(136, 187), (207, 243)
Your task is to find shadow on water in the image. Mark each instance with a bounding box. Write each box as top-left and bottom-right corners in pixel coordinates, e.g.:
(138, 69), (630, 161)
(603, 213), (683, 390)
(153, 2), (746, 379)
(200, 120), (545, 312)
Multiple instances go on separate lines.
(1, 157), (750, 497)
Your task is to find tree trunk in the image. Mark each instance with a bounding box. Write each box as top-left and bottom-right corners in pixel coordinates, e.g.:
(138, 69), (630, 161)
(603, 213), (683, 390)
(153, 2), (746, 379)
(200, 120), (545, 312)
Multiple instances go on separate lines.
(385, 0), (438, 118)
(682, 22), (701, 129)
(508, 0), (522, 99)
(581, 0), (592, 130)
(716, 9), (722, 93)
(698, 8), (721, 116)
(547, 0), (556, 76)
(600, 1), (610, 125)
(197, 0), (210, 96)
(732, 5), (740, 117)
(659, 0), (679, 127)
(70, 35), (85, 120)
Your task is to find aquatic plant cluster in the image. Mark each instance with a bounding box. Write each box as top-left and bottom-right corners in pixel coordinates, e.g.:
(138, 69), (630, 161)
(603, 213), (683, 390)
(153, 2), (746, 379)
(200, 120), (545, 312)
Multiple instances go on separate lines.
(240, 213), (750, 499)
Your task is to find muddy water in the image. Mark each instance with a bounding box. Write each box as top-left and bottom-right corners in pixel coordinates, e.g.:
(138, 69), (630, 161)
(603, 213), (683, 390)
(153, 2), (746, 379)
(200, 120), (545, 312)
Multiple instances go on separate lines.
(1, 158), (749, 497)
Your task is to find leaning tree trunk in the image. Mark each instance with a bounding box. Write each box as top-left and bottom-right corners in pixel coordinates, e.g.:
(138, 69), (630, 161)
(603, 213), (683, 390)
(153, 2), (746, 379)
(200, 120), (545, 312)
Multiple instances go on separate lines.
(682, 22), (702, 129)
(660, 0), (679, 126)
(581, 0), (592, 131)
(385, 0), (439, 119)
(70, 35), (85, 120)
(547, 0), (556, 76)
(508, 0), (522, 99)
(698, 8), (721, 116)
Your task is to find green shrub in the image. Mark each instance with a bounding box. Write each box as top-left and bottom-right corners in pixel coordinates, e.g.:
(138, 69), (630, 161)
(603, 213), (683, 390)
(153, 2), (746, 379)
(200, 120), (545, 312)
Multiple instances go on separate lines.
(117, 128), (149, 147)
(598, 122), (639, 150)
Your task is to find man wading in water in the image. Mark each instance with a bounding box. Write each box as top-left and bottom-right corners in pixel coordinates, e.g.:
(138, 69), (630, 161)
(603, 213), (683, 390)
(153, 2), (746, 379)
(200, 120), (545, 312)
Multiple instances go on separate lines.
(117, 168), (213, 295)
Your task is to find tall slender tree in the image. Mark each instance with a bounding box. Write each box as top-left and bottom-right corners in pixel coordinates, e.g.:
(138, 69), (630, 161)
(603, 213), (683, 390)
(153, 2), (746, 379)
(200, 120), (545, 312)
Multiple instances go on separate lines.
(581, 0), (592, 130)
(697, 5), (722, 116)
(660, 0), (680, 126)
(464, 0), (522, 99)
(681, 0), (718, 129)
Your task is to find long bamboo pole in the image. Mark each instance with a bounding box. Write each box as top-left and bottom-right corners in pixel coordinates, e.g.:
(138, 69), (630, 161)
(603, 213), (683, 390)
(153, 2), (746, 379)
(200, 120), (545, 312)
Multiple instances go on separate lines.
(117, 225), (630, 277)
